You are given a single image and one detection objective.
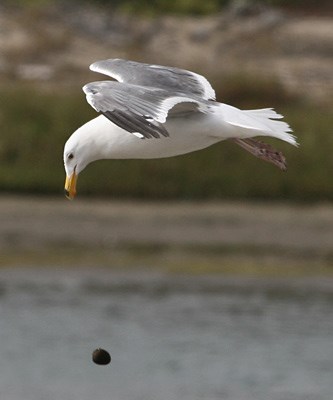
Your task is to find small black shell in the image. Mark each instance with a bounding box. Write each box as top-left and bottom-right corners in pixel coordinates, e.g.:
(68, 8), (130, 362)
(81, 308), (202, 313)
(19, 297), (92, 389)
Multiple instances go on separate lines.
(92, 348), (111, 365)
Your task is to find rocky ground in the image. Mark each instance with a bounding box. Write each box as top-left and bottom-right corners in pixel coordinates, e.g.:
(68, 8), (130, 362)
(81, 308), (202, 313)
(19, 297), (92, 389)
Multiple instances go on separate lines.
(0, 3), (332, 103)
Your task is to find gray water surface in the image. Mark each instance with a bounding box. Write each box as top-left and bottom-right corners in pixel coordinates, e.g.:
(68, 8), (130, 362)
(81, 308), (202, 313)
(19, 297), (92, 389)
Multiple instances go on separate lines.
(1, 267), (333, 400)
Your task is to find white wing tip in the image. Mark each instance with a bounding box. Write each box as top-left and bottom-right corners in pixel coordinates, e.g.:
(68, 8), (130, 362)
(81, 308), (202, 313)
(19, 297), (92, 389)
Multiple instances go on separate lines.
(89, 60), (124, 82)
(89, 61), (99, 72)
(133, 132), (145, 139)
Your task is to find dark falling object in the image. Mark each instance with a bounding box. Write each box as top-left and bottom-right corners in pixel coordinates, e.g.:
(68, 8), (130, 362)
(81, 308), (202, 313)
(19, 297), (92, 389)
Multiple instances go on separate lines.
(92, 348), (111, 365)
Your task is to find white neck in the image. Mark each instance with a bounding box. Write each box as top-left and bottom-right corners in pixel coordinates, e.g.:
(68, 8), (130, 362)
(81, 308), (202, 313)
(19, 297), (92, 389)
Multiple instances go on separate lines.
(78, 115), (134, 161)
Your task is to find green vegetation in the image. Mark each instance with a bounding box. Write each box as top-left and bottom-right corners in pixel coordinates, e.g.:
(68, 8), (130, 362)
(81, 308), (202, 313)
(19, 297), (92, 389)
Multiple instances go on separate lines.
(2, 246), (333, 277)
(0, 77), (332, 201)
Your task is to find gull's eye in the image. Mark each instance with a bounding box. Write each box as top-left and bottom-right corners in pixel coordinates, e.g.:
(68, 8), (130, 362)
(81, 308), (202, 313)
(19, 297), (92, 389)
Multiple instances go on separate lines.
(68, 153), (74, 160)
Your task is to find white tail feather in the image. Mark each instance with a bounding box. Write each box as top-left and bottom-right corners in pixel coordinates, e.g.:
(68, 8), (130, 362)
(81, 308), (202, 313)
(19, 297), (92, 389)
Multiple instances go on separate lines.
(219, 104), (298, 146)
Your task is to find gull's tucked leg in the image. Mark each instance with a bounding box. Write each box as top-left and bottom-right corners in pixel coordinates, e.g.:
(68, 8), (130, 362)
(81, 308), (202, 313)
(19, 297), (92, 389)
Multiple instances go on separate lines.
(232, 138), (287, 171)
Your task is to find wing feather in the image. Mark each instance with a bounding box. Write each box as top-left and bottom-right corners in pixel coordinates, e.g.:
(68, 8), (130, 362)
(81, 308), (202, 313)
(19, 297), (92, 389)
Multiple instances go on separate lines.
(83, 81), (209, 139)
(89, 58), (216, 100)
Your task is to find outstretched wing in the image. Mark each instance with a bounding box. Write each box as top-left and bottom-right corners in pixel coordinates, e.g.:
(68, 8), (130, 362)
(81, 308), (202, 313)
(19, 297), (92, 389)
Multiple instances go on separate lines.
(89, 58), (216, 101)
(83, 80), (210, 139)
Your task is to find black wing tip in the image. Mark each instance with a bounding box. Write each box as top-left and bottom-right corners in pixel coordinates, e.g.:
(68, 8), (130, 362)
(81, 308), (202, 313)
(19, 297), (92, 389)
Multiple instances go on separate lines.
(102, 110), (169, 139)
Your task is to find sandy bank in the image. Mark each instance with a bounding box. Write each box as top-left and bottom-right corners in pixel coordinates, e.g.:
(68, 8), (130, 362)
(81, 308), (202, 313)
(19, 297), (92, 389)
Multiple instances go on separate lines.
(1, 196), (332, 262)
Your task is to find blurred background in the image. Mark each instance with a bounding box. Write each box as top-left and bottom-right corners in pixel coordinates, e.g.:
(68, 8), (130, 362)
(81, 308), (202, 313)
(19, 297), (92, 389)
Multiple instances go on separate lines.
(0, 1), (333, 399)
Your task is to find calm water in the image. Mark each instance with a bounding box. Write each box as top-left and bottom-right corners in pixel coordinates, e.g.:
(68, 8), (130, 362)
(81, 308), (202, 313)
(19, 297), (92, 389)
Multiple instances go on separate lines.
(1, 267), (333, 400)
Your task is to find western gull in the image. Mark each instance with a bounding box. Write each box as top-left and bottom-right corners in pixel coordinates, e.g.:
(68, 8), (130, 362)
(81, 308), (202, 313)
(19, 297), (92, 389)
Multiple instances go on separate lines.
(64, 58), (297, 199)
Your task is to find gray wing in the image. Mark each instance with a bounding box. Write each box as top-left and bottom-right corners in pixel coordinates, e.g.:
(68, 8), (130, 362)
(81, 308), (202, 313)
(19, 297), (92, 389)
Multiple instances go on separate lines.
(89, 58), (216, 101)
(83, 81), (210, 139)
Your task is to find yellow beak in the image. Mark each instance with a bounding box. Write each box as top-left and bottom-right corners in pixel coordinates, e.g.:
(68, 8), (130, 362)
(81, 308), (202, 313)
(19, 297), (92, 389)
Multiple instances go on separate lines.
(64, 170), (78, 200)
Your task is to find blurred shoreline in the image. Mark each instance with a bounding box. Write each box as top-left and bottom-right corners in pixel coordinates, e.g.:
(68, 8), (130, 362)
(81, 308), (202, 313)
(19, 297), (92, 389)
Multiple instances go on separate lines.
(1, 196), (332, 276)
(1, 3), (332, 104)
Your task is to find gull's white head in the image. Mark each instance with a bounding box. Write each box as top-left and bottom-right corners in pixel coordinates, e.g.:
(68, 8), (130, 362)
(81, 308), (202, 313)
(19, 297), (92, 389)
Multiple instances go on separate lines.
(63, 122), (101, 200)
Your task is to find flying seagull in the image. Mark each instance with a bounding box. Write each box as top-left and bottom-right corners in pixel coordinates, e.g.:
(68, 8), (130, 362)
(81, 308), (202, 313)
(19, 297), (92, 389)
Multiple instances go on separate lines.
(64, 58), (297, 199)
